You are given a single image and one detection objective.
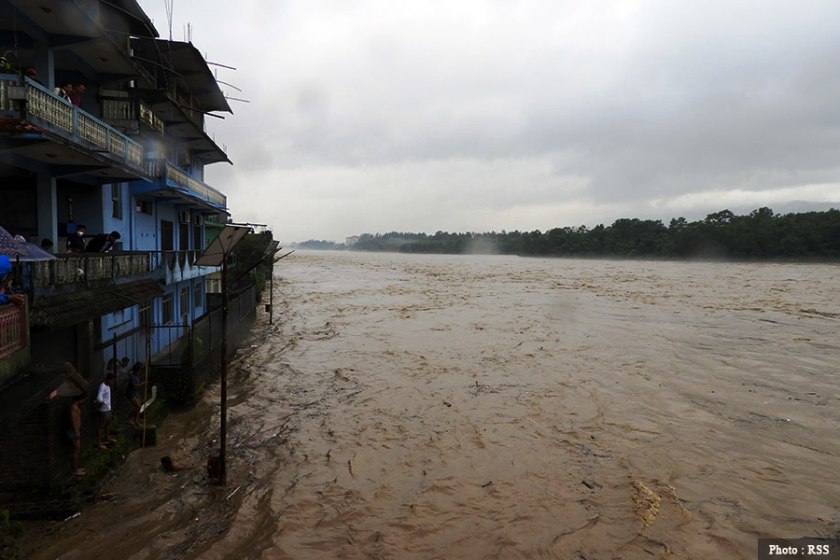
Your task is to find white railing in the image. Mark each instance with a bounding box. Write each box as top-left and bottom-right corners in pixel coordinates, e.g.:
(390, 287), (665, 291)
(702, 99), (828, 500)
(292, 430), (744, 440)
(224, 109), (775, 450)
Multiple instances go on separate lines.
(23, 253), (154, 291)
(143, 160), (227, 208)
(18, 78), (145, 171)
(165, 164), (227, 208)
(102, 97), (165, 134)
(25, 84), (73, 132)
(138, 101), (165, 132)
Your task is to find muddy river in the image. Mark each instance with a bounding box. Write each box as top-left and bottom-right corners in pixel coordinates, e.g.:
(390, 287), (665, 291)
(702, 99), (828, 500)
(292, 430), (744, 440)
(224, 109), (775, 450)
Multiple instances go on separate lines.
(24, 251), (840, 559)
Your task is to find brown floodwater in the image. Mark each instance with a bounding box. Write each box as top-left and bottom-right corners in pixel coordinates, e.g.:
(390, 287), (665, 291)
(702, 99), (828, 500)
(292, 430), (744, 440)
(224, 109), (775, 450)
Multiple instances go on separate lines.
(24, 251), (840, 559)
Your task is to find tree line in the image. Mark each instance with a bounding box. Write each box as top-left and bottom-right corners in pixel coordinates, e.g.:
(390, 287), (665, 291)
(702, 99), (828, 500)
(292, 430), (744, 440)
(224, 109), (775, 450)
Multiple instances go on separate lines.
(350, 208), (840, 259)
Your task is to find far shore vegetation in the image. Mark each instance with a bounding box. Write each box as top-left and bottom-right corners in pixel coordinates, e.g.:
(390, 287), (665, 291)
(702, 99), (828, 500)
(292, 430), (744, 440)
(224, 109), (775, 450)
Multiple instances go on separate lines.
(295, 207), (840, 260)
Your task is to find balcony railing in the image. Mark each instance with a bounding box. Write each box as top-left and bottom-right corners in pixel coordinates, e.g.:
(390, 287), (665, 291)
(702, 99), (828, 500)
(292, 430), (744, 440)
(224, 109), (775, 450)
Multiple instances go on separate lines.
(16, 251), (213, 295)
(144, 160), (227, 209)
(1, 76), (145, 172)
(22, 252), (153, 292)
(0, 301), (27, 359)
(101, 96), (165, 134)
(151, 250), (201, 271)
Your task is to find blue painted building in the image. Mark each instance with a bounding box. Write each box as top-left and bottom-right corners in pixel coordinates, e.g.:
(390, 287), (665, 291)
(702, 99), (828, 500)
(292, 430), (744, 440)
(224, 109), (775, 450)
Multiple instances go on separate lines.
(0, 0), (245, 515)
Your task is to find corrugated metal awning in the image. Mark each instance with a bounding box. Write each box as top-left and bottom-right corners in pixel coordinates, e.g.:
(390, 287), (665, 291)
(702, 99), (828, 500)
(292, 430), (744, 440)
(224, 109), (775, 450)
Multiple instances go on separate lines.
(30, 279), (163, 330)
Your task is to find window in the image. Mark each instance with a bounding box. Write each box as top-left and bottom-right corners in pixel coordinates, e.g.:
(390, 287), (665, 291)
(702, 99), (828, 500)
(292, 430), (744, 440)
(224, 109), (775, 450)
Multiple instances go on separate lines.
(193, 225), (202, 251)
(162, 294), (173, 324)
(136, 199), (152, 215)
(180, 288), (189, 321)
(179, 222), (190, 250)
(112, 185), (122, 219)
(193, 283), (202, 309)
(140, 305), (152, 329)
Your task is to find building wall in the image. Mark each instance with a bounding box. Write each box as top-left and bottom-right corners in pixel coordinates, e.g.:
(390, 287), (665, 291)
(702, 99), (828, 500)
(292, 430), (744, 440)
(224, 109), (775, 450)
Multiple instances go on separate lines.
(133, 197), (157, 251)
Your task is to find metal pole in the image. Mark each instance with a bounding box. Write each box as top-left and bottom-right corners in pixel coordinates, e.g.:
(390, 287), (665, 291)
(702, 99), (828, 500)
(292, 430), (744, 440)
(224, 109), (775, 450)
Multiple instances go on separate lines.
(112, 334), (117, 375)
(142, 311), (151, 451)
(269, 258), (274, 325)
(219, 252), (228, 485)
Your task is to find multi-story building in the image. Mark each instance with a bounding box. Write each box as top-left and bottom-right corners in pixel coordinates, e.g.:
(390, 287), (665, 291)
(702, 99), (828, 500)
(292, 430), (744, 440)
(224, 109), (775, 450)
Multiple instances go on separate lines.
(0, 0), (248, 515)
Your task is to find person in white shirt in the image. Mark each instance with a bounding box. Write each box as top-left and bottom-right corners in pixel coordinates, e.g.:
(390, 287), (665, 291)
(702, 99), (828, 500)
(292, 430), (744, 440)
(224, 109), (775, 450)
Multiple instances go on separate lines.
(95, 373), (116, 449)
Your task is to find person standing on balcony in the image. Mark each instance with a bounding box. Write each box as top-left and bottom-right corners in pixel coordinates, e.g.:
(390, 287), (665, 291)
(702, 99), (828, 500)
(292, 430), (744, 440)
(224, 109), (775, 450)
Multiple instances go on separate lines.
(86, 230), (120, 253)
(54, 81), (72, 103)
(69, 83), (86, 107)
(66, 224), (86, 253)
(95, 373), (116, 450)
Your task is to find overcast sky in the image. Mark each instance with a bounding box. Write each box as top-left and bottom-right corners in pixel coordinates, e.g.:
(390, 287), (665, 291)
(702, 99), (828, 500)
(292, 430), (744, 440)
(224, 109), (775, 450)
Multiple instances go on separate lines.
(142, 1), (840, 243)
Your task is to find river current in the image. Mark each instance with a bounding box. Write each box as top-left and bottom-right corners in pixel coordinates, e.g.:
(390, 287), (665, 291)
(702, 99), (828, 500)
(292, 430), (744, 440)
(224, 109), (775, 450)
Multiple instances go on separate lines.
(27, 251), (840, 559)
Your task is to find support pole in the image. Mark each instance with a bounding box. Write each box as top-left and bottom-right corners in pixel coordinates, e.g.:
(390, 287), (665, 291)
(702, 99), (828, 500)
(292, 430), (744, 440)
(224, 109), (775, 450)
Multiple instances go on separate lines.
(269, 258), (274, 325)
(218, 252), (228, 485)
(142, 314), (151, 451)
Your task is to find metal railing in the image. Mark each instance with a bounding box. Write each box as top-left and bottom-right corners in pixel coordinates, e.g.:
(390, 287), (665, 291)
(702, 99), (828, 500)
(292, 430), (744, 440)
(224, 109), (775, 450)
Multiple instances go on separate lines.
(144, 160), (227, 208)
(0, 301), (26, 359)
(5, 77), (145, 171)
(101, 97), (165, 134)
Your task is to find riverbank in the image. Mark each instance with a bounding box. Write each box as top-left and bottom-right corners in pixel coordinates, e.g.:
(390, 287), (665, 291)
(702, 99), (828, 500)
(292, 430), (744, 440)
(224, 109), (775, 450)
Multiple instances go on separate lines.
(14, 317), (283, 560)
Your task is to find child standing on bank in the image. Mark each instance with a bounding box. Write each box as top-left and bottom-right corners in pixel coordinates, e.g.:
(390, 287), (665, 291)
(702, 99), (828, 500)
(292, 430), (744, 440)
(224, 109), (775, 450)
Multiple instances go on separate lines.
(95, 373), (116, 449)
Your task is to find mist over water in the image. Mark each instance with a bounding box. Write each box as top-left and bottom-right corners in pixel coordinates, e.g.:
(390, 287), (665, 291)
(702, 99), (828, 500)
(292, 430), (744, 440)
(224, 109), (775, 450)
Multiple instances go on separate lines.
(27, 251), (840, 559)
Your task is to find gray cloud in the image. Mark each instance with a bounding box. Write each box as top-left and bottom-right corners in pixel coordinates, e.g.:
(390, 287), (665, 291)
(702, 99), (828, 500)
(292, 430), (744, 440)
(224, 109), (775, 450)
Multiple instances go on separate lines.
(144, 0), (840, 241)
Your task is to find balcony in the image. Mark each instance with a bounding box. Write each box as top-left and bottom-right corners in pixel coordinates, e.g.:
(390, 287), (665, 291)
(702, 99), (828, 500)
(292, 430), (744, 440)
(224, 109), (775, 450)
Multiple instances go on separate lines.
(14, 250), (215, 298)
(11, 251), (213, 333)
(139, 160), (227, 211)
(101, 95), (165, 135)
(0, 75), (146, 179)
(156, 250), (212, 284)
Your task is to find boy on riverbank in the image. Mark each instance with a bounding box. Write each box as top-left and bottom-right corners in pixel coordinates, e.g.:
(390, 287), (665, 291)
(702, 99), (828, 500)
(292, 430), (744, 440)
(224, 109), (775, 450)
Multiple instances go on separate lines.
(95, 373), (116, 449)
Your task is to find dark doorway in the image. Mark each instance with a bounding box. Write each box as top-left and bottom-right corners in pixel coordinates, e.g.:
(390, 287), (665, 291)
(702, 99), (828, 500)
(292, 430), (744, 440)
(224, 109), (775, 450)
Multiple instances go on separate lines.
(161, 220), (174, 251)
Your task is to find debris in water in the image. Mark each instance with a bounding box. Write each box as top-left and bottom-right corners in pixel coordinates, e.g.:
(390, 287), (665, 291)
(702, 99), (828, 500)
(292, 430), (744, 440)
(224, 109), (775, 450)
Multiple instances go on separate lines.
(632, 480), (661, 528)
(443, 401), (452, 407)
(481, 481), (493, 488)
(63, 512), (81, 522)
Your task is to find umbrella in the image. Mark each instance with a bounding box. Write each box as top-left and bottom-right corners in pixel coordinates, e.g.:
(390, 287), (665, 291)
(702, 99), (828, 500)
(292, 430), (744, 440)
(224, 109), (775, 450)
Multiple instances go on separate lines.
(0, 226), (56, 261)
(0, 226), (26, 257)
(14, 241), (56, 261)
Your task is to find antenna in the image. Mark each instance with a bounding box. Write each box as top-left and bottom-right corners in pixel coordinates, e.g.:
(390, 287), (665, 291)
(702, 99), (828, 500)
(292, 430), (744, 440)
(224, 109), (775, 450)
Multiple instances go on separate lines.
(207, 61), (237, 71)
(165, 0), (174, 41)
(216, 79), (242, 92)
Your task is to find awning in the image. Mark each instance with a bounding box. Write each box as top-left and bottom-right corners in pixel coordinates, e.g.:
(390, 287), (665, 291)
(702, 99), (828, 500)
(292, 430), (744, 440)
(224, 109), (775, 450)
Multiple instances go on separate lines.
(30, 278), (163, 330)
